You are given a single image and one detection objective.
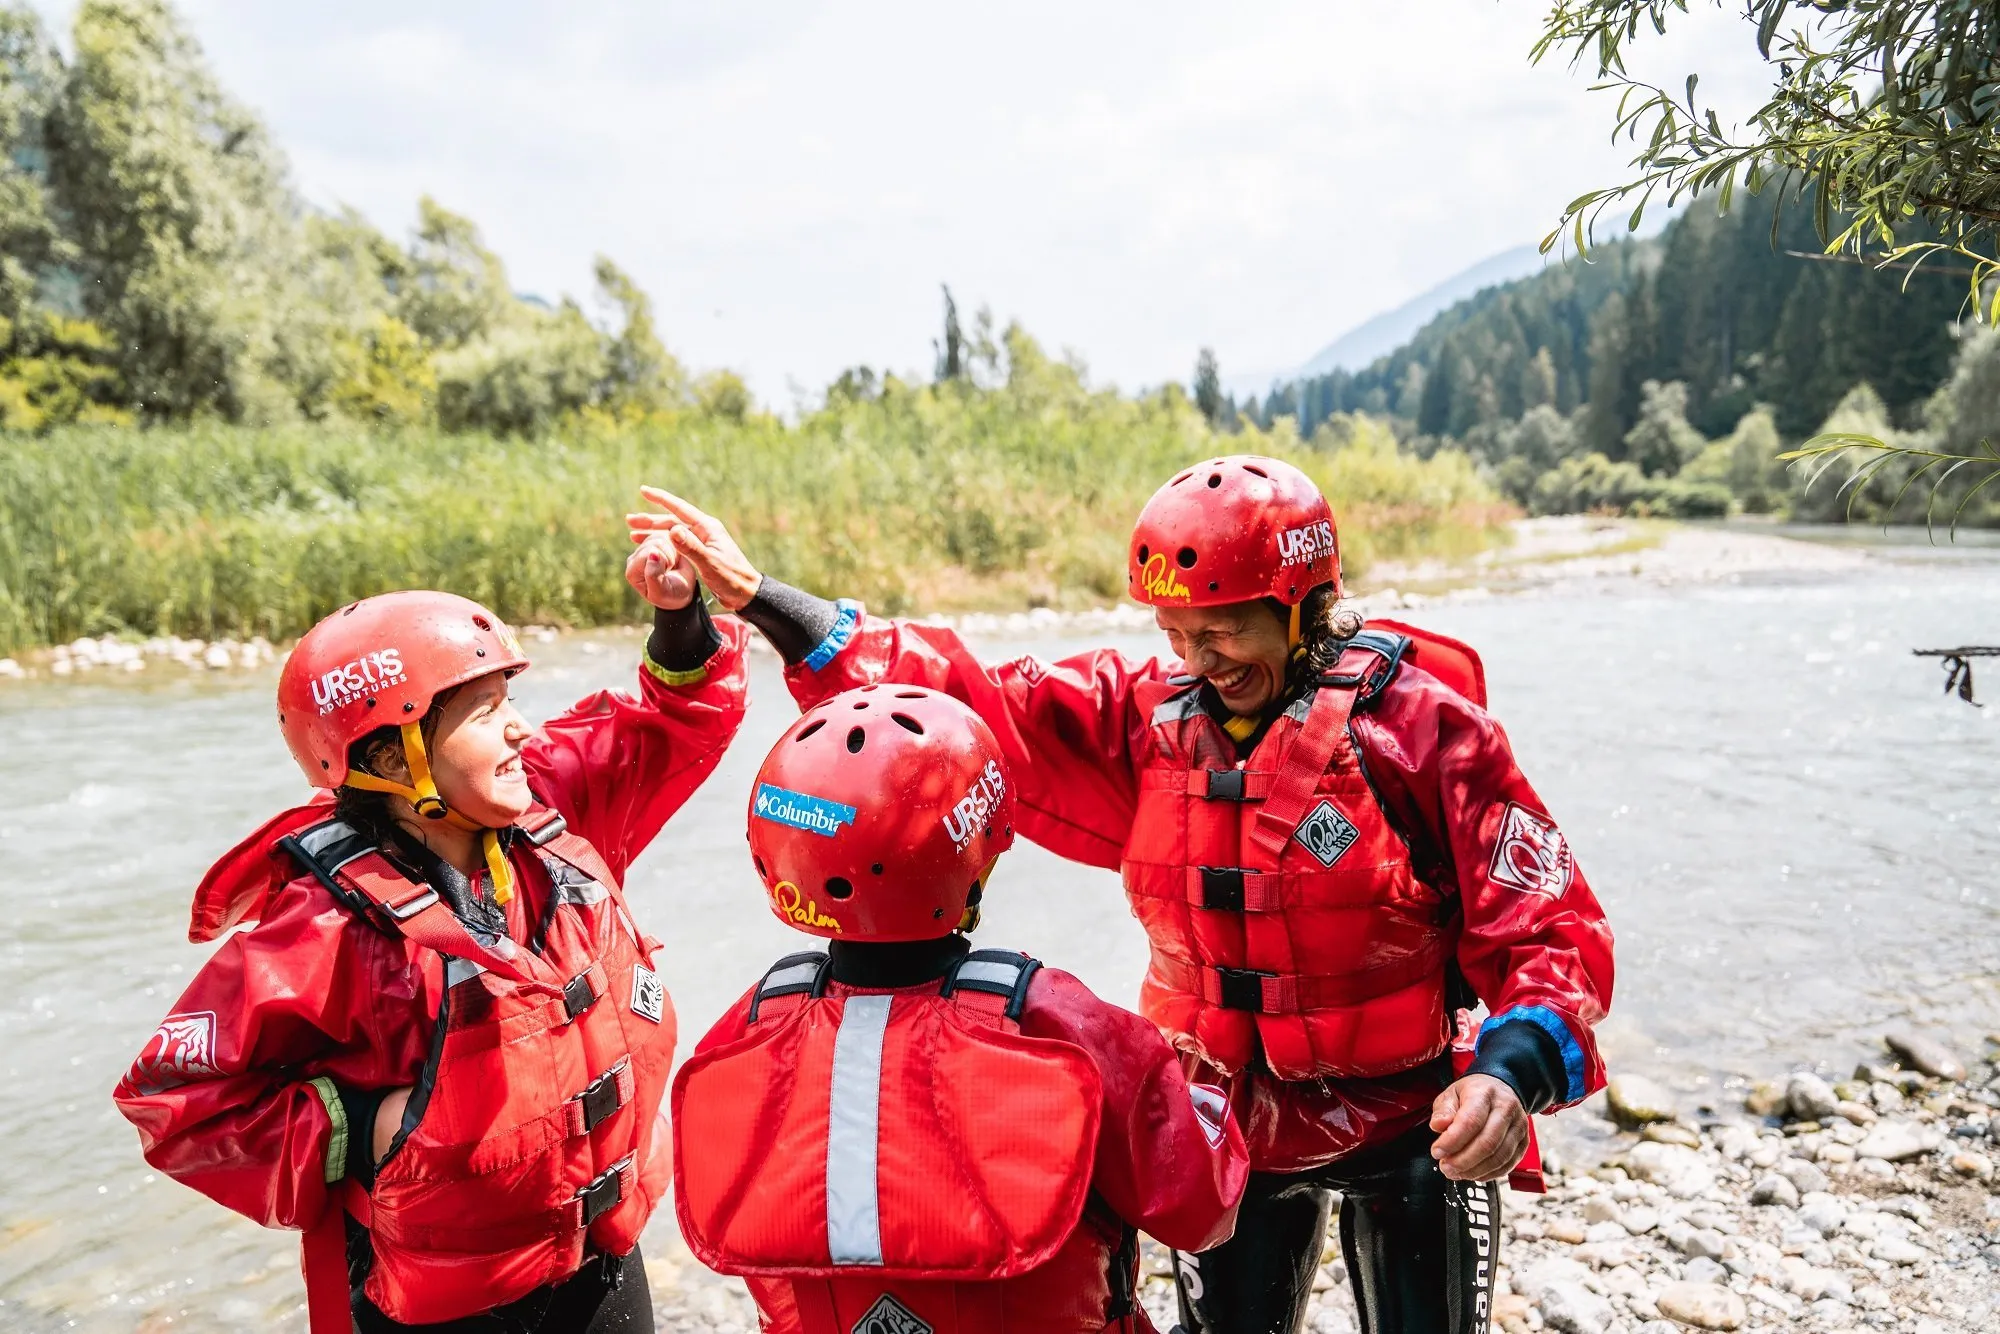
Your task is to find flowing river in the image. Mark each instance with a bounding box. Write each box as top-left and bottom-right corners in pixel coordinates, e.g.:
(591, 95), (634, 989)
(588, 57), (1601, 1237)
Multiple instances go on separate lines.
(3, 531), (1998, 1331)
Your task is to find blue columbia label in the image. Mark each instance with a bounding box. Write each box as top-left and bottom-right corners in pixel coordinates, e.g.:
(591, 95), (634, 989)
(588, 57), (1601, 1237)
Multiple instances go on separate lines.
(753, 783), (858, 838)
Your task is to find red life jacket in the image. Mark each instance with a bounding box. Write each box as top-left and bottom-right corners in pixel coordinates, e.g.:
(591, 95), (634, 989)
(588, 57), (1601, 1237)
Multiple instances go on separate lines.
(282, 806), (677, 1329)
(675, 950), (1147, 1334)
(1124, 623), (1484, 1082)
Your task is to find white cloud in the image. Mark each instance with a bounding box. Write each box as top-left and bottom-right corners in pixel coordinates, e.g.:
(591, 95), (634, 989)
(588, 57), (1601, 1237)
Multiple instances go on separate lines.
(33, 0), (1777, 401)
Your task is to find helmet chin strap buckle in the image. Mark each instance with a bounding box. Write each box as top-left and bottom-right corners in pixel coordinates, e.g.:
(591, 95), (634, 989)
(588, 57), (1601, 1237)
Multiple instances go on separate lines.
(414, 794), (450, 820)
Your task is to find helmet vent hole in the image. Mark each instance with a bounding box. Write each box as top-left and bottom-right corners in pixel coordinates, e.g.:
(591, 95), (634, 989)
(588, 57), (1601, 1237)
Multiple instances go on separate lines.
(1171, 469), (1194, 485)
(1136, 544), (1150, 564)
(795, 719), (827, 741)
(895, 690), (926, 699)
(473, 615), (492, 631)
(891, 712), (924, 735)
(1176, 546), (1198, 569)
(852, 700), (869, 709)
(846, 726), (866, 753)
(1209, 581), (1219, 592)
(870, 862), (885, 875)
(1206, 474), (1222, 488)
(825, 877), (854, 900)
(1243, 464), (1268, 478)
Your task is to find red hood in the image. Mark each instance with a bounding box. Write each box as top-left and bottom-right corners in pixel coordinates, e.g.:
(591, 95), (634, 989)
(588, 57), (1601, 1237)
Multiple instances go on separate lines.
(188, 794), (335, 943)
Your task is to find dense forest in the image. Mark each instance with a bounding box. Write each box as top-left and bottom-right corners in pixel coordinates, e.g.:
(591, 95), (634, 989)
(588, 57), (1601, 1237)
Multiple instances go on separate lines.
(1235, 193), (2000, 524)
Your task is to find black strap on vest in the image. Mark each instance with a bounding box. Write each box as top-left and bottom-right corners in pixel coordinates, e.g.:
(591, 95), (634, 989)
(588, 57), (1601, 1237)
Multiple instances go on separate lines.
(939, 948), (1041, 1021)
(278, 818), (384, 921)
(748, 950), (834, 1021)
(1320, 628), (1409, 700)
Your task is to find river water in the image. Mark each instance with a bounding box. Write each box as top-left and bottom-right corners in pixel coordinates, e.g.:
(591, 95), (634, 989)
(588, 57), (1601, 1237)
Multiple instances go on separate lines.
(3, 537), (1998, 1331)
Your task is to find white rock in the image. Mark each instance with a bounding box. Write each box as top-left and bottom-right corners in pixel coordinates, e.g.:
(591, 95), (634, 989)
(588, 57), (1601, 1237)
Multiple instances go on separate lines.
(1777, 1256), (1832, 1300)
(1776, 1158), (1829, 1194)
(1786, 1072), (1841, 1122)
(0, 658), (23, 678)
(1583, 1195), (1622, 1224)
(1583, 1220), (1627, 1243)
(1626, 1142), (1713, 1197)
(1653, 1281), (1747, 1330)
(1853, 1121), (1932, 1162)
(1512, 1256), (1592, 1301)
(1538, 1281), (1614, 1334)
(1606, 1073), (1679, 1127)
(1854, 1155), (1896, 1181)
(1870, 1236), (1924, 1265)
(1621, 1205), (1660, 1235)
(1797, 1192), (1846, 1235)
(1681, 1256), (1727, 1285)
(1747, 1173), (1799, 1207)
(202, 643), (233, 669)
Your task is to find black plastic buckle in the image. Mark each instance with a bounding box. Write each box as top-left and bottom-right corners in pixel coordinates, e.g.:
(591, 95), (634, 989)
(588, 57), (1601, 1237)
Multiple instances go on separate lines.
(1214, 966), (1273, 1012)
(1203, 769), (1246, 801)
(562, 972), (599, 1020)
(576, 1163), (624, 1225)
(1198, 867), (1246, 911)
(577, 1067), (625, 1133)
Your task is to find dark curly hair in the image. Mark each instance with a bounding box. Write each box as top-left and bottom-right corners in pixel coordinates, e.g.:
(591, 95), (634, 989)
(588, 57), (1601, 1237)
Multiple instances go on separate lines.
(330, 690), (455, 849)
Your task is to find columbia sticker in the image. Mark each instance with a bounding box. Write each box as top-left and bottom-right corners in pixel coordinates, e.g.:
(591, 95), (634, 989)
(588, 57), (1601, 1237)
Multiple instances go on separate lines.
(753, 783), (858, 838)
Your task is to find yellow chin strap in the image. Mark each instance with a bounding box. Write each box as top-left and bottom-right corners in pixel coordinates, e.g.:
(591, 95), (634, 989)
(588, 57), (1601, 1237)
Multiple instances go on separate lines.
(343, 721), (517, 906)
(957, 855), (1003, 934)
(1288, 601), (1304, 653)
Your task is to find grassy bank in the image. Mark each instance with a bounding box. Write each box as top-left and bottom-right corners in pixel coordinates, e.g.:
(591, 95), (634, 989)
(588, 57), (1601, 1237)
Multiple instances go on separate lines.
(0, 362), (1509, 655)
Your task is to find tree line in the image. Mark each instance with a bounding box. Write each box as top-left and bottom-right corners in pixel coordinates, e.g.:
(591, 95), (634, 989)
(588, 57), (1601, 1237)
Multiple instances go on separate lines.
(1214, 189), (1999, 525)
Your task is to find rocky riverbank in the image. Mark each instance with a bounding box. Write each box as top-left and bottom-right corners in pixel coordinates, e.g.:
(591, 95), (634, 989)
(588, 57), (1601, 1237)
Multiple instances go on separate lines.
(641, 1031), (2000, 1334)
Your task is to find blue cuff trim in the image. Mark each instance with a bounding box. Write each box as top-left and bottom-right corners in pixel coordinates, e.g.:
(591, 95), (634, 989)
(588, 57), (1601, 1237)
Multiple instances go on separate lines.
(803, 599), (862, 672)
(1481, 1005), (1586, 1105)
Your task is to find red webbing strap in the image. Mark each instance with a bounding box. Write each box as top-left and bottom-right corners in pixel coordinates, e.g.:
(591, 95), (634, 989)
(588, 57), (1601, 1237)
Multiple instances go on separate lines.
(538, 827), (620, 895)
(300, 1205), (350, 1334)
(946, 984), (1016, 1032)
(1248, 680), (1356, 862)
(340, 854), (540, 985)
(1139, 768), (1278, 799)
(1149, 938), (1448, 1012)
(789, 1280), (841, 1333)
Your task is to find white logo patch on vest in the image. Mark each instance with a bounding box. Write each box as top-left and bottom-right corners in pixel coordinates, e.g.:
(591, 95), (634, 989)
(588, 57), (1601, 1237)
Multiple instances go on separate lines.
(1489, 801), (1573, 899)
(630, 965), (666, 1023)
(852, 1293), (932, 1334)
(1294, 800), (1360, 868)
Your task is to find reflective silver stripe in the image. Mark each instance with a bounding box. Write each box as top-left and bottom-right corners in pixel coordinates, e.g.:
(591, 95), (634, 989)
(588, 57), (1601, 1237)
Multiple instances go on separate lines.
(554, 875), (609, 908)
(760, 960), (823, 996)
(445, 958), (487, 987)
(1150, 689), (1204, 727)
(825, 994), (890, 1265)
(953, 959), (1023, 991)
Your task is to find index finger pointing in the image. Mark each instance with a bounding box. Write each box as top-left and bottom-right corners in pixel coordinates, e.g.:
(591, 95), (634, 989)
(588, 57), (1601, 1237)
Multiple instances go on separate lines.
(637, 487), (713, 532)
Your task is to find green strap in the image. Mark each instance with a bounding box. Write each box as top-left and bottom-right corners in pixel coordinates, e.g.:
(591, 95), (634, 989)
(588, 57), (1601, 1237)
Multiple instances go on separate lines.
(642, 646), (709, 688)
(306, 1076), (348, 1185)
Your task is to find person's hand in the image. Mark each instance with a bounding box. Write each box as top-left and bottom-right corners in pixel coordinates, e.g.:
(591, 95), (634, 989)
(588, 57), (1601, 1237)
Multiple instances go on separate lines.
(624, 487), (763, 611)
(1428, 1074), (1528, 1182)
(625, 533), (698, 611)
(373, 1086), (414, 1165)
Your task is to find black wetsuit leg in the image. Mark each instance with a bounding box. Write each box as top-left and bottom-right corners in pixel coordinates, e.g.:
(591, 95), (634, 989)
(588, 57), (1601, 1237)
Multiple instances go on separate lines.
(352, 1245), (654, 1333)
(1173, 1127), (1498, 1334)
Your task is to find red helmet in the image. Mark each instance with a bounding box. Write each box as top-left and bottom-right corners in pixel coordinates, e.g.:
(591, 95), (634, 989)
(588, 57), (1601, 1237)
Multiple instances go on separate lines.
(747, 686), (1015, 942)
(1128, 454), (1341, 607)
(277, 591), (529, 796)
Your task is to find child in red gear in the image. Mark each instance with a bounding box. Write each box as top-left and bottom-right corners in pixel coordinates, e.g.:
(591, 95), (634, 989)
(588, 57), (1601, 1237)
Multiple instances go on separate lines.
(114, 511), (749, 1334)
(674, 686), (1247, 1333)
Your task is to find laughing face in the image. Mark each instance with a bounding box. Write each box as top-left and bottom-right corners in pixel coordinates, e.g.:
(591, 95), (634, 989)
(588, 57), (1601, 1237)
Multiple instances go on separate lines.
(424, 671), (534, 826)
(1154, 600), (1292, 717)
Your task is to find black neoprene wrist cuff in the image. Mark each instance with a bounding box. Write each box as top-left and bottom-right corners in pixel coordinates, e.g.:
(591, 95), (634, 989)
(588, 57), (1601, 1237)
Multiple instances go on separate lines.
(336, 1082), (390, 1187)
(741, 577), (841, 666)
(1465, 1018), (1566, 1116)
(646, 594), (723, 673)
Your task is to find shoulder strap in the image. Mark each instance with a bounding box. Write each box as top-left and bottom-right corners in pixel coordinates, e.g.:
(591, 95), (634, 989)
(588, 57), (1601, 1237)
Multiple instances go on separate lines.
(939, 948), (1041, 1022)
(516, 806), (621, 891)
(1322, 630), (1409, 701)
(1248, 676), (1357, 862)
(748, 950), (832, 1022)
(277, 818), (382, 920)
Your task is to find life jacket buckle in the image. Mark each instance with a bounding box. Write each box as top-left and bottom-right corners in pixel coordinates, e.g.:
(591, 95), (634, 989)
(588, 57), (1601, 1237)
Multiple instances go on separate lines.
(1202, 769), (1247, 801)
(574, 1060), (628, 1133)
(1213, 965), (1276, 1012)
(562, 971), (599, 1020)
(522, 810), (569, 847)
(574, 1155), (631, 1226)
(381, 888), (439, 921)
(1197, 866), (1246, 911)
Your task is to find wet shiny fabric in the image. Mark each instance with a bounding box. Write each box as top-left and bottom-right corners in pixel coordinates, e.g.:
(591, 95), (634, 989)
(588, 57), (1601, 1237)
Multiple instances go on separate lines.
(1173, 1127), (1498, 1334)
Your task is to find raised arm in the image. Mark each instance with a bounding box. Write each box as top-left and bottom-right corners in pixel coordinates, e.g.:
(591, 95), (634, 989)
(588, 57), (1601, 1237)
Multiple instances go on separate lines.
(629, 488), (1161, 870)
(524, 520), (751, 882)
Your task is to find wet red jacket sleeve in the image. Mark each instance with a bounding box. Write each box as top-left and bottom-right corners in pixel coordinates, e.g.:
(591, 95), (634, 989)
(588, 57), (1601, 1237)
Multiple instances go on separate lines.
(1020, 967), (1247, 1252)
(1355, 664), (1615, 1109)
(528, 617), (751, 882)
(782, 613), (1158, 870)
(112, 877), (436, 1230)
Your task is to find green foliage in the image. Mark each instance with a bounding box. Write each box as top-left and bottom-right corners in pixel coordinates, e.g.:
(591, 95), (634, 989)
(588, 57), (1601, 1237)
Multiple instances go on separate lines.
(0, 326), (1509, 654)
(1622, 379), (1706, 476)
(0, 308), (129, 429)
(1532, 2), (2000, 309)
(1192, 347), (1223, 425)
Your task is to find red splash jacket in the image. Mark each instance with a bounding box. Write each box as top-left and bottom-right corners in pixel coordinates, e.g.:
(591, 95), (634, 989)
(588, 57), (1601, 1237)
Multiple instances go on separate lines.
(113, 621), (749, 1317)
(782, 612), (1614, 1174)
(680, 949), (1248, 1333)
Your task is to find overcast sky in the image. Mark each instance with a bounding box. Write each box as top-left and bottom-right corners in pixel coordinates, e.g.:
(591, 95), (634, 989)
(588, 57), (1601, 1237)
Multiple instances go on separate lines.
(39, 1), (1775, 403)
